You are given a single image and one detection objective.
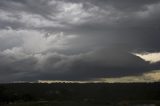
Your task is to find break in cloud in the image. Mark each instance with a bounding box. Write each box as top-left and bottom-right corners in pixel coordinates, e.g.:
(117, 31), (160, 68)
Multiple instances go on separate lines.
(0, 0), (160, 82)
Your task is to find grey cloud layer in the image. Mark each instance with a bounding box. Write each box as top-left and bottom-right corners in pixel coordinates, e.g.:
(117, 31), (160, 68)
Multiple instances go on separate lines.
(0, 0), (160, 82)
(1, 47), (160, 82)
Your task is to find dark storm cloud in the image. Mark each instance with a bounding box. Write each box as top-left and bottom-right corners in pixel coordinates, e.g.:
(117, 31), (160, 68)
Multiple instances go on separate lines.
(0, 0), (55, 17)
(0, 48), (160, 82)
(89, 0), (160, 11)
(0, 0), (160, 82)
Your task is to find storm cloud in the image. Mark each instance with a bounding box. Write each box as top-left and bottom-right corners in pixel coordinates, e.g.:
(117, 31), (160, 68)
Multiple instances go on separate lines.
(0, 0), (160, 82)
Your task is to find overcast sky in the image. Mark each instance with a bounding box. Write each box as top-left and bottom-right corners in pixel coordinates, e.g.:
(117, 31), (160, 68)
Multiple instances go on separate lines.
(0, 0), (160, 83)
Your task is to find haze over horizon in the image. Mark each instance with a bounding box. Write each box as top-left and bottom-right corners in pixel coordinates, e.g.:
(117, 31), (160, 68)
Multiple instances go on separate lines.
(0, 0), (160, 83)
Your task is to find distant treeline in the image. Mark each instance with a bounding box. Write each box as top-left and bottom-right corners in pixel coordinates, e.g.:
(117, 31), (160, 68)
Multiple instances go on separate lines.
(0, 83), (160, 104)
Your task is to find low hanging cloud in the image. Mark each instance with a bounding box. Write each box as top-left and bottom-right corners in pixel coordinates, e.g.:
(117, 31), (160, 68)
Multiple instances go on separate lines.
(0, 45), (160, 82)
(100, 70), (160, 83)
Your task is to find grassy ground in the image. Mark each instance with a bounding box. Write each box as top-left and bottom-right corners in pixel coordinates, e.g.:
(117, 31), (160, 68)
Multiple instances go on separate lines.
(2, 101), (160, 106)
(1, 83), (160, 106)
(2, 101), (107, 106)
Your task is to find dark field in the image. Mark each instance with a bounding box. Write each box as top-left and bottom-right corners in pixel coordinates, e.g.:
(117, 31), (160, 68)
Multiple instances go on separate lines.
(0, 83), (160, 106)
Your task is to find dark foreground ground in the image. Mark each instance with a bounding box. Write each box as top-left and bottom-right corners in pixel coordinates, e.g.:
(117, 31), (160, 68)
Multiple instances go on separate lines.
(0, 82), (160, 106)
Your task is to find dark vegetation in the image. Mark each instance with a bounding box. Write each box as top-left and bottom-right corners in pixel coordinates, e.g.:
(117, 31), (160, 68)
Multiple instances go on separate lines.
(0, 82), (160, 106)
